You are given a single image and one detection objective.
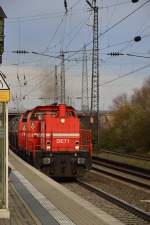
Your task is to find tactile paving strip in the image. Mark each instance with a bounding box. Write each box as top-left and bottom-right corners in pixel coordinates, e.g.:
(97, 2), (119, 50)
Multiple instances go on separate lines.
(10, 163), (76, 225)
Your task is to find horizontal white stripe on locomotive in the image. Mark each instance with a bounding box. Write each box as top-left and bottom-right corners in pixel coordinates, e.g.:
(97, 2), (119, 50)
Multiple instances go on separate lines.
(27, 133), (80, 137)
(40, 133), (51, 137)
(53, 133), (80, 137)
(31, 133), (51, 137)
(33, 133), (40, 137)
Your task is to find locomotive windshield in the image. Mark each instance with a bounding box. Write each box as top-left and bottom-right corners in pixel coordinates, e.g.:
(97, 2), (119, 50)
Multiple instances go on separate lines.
(22, 111), (30, 122)
(66, 110), (75, 117)
(31, 110), (58, 120)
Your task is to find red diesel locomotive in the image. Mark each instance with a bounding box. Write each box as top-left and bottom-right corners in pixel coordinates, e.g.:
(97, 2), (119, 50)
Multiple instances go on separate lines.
(9, 104), (92, 177)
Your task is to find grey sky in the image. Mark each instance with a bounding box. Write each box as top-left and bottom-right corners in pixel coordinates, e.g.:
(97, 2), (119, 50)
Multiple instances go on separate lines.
(0, 0), (150, 112)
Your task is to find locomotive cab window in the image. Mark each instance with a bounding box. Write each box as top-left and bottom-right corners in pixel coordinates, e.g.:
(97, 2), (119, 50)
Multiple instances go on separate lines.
(67, 111), (76, 117)
(31, 110), (58, 120)
(50, 110), (58, 117)
(31, 112), (43, 121)
(22, 111), (30, 122)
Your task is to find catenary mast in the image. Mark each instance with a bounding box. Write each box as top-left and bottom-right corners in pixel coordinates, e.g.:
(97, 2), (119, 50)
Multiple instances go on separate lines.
(86, 0), (99, 144)
(81, 44), (89, 112)
(60, 50), (65, 103)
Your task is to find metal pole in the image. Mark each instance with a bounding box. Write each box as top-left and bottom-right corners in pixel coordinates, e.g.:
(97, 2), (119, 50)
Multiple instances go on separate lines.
(90, 1), (99, 146)
(54, 65), (58, 103)
(60, 50), (65, 104)
(81, 45), (89, 112)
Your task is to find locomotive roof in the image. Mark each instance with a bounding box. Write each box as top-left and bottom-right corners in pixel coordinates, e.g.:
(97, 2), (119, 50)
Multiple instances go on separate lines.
(32, 104), (75, 112)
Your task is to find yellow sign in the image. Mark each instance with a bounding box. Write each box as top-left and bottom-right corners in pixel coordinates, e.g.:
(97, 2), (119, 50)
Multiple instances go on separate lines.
(0, 90), (11, 102)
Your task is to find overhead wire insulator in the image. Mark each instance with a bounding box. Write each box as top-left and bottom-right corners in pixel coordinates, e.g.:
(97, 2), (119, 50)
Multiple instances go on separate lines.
(64, 0), (68, 14)
(108, 52), (124, 56)
(12, 50), (29, 54)
(134, 36), (141, 42)
(131, 0), (139, 3)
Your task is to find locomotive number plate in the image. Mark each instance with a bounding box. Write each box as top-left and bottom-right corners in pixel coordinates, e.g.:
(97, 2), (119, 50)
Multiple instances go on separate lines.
(56, 139), (69, 144)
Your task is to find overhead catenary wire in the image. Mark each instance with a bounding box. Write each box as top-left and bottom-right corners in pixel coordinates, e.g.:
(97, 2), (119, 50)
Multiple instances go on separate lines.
(68, 0), (150, 58)
(44, 1), (90, 56)
(6, 0), (129, 22)
(22, 58), (81, 99)
(21, 59), (64, 98)
(126, 53), (150, 59)
(100, 63), (150, 87)
(7, 0), (150, 65)
(63, 30), (150, 64)
(71, 0), (82, 9)
(41, 11), (92, 53)
(42, 0), (86, 53)
(9, 24), (150, 65)
(9, 27), (150, 57)
(101, 0), (150, 36)
(7, 0), (87, 22)
(100, 0), (130, 9)
(64, 13), (92, 50)
(5, 0), (150, 112)
(45, 14), (66, 51)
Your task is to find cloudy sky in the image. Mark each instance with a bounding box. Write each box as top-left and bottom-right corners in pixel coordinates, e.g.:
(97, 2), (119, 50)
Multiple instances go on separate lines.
(0, 0), (150, 112)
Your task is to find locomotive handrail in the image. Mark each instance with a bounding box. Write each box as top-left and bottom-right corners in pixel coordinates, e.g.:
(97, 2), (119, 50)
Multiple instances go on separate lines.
(80, 129), (92, 156)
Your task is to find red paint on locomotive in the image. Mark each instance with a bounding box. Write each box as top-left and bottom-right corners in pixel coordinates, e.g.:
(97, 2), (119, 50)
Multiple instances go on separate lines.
(10, 104), (92, 177)
(40, 104), (80, 152)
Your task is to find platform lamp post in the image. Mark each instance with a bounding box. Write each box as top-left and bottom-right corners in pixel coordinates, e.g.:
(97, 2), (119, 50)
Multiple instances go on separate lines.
(0, 7), (10, 219)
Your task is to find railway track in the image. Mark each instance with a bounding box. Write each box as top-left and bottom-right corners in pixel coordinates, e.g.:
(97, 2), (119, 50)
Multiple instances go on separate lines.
(92, 164), (150, 190)
(11, 150), (150, 224)
(77, 179), (150, 223)
(92, 156), (150, 189)
(92, 156), (150, 178)
(98, 150), (150, 161)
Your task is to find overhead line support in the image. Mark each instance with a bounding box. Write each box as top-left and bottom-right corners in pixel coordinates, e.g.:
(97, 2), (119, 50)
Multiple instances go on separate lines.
(87, 0), (100, 146)
(60, 50), (65, 104)
(54, 65), (58, 103)
(81, 45), (89, 112)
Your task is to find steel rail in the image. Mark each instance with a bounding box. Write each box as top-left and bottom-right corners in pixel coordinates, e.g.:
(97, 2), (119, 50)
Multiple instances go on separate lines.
(92, 156), (150, 179)
(92, 165), (150, 190)
(98, 150), (150, 161)
(77, 179), (150, 222)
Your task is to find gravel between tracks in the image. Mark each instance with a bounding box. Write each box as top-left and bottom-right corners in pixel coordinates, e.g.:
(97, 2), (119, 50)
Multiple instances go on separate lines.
(81, 171), (150, 212)
(62, 181), (149, 225)
(61, 171), (150, 225)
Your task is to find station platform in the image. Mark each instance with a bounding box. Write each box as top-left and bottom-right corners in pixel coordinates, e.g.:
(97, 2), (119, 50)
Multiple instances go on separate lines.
(1, 151), (124, 225)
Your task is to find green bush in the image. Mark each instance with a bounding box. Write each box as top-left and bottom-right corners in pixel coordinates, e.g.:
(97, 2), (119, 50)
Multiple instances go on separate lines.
(100, 142), (114, 150)
(124, 143), (136, 153)
(101, 76), (150, 154)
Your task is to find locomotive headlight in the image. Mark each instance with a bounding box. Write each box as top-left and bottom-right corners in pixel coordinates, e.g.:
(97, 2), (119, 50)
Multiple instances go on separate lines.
(46, 140), (51, 150)
(75, 141), (79, 150)
(60, 118), (65, 123)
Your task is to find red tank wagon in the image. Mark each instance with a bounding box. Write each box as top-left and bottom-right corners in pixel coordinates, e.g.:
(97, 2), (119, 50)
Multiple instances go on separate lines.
(9, 104), (92, 177)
